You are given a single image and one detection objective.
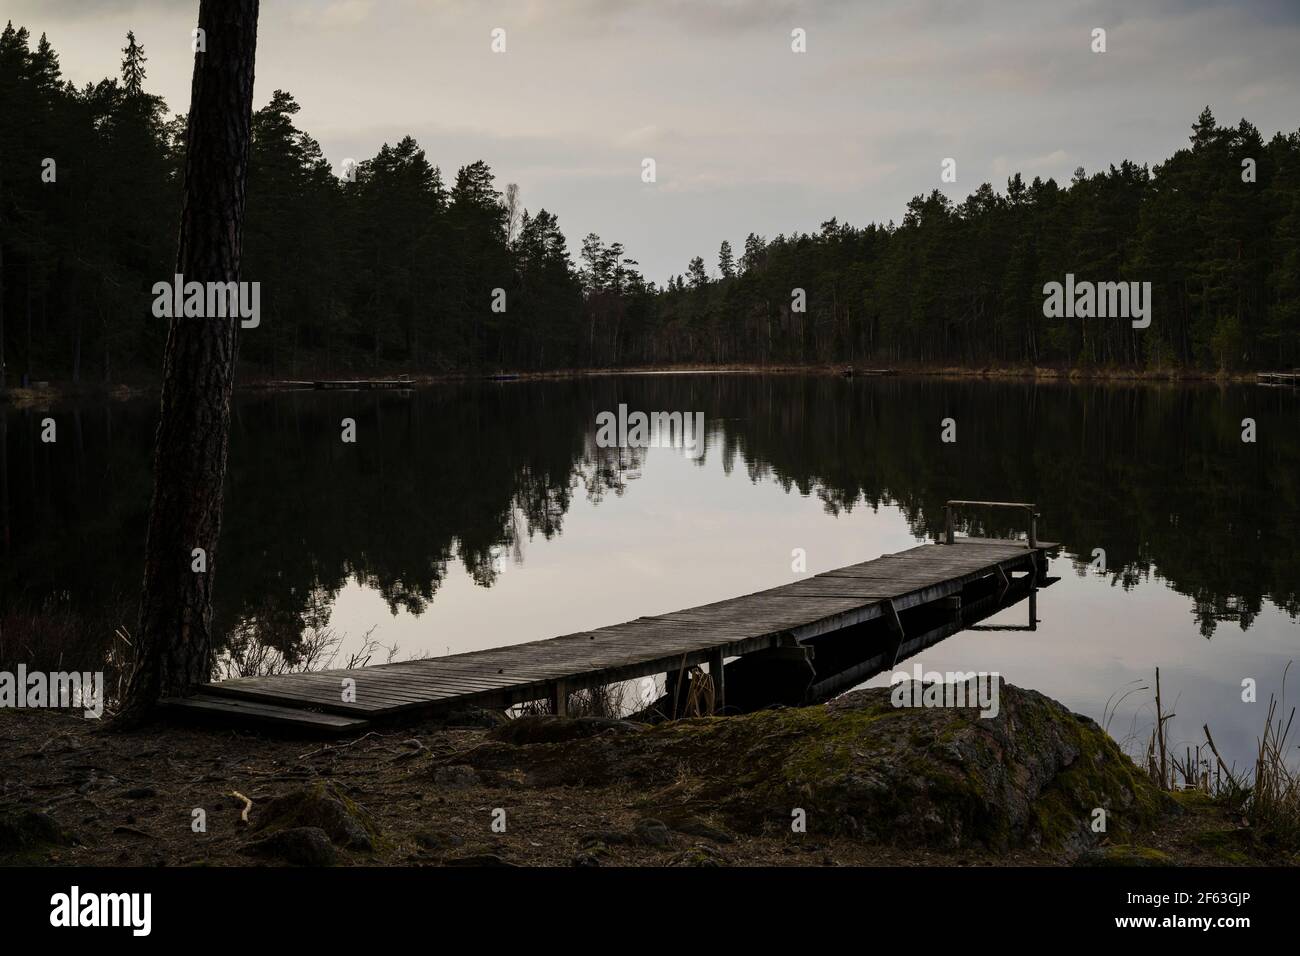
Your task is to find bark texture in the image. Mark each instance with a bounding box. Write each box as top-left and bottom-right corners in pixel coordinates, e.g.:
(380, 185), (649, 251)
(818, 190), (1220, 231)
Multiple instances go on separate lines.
(119, 1), (260, 723)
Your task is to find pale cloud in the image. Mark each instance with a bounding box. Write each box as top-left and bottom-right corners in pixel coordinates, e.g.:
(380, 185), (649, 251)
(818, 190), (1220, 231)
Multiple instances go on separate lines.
(296, 0), (377, 30)
(5, 0), (1298, 282)
(991, 150), (1071, 181)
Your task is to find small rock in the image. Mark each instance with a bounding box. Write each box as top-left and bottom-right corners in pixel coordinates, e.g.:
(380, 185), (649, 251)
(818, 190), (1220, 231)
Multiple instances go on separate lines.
(253, 783), (378, 852)
(123, 787), (157, 800)
(0, 810), (75, 855)
(580, 820), (673, 848)
(414, 829), (465, 850)
(241, 827), (337, 866)
(76, 774), (118, 794)
(431, 766), (481, 789)
(633, 819), (672, 846)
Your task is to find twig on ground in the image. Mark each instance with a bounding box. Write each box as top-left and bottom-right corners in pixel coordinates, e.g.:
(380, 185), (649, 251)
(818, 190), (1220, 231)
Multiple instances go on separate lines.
(230, 790), (252, 824)
(296, 731), (382, 761)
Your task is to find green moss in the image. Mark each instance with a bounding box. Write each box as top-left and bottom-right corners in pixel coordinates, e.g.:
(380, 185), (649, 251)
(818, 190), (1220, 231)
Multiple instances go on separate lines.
(1189, 828), (1253, 864)
(1079, 844), (1175, 866)
(252, 783), (384, 853)
(1169, 789), (1214, 811)
(1030, 714), (1166, 850)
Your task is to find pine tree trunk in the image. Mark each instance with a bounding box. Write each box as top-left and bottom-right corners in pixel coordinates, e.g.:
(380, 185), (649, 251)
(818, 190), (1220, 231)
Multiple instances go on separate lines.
(0, 231), (6, 392)
(118, 0), (260, 724)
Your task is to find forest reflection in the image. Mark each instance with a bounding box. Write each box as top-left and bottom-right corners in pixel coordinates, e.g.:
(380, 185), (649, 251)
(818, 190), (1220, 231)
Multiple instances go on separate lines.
(2, 375), (1295, 666)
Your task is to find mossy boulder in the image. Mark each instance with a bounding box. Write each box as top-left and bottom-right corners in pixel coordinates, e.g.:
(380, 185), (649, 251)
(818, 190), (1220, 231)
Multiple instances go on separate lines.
(445, 680), (1170, 853)
(251, 783), (381, 852)
(0, 809), (76, 862)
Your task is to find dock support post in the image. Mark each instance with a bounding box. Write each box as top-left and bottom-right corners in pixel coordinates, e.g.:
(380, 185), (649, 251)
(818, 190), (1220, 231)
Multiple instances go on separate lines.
(995, 564), (1010, 600)
(665, 667), (682, 718)
(1028, 511), (1038, 550)
(885, 599), (906, 668)
(549, 679), (568, 717)
(945, 505), (954, 545)
(707, 649), (726, 714)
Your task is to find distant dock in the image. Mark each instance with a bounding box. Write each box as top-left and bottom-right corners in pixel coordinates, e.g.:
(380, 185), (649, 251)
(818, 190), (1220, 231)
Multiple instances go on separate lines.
(259, 377), (415, 391)
(166, 501), (1058, 733)
(1258, 370), (1299, 386)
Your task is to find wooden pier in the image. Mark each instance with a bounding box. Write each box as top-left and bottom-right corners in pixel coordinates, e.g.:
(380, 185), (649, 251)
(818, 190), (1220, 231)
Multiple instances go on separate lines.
(259, 377), (415, 391)
(165, 502), (1057, 733)
(1258, 370), (1299, 386)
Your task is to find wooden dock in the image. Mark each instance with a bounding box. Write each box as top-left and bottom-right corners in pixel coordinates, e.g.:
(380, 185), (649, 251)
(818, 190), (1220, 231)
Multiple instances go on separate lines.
(165, 502), (1057, 733)
(1258, 370), (1299, 386)
(258, 378), (415, 391)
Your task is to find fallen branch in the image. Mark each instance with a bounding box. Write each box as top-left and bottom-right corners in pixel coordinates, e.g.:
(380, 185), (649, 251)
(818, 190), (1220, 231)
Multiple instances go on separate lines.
(388, 739), (428, 764)
(296, 731), (382, 761)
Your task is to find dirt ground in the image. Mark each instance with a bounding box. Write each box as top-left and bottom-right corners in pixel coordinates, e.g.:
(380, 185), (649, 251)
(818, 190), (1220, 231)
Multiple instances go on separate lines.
(0, 706), (1262, 868)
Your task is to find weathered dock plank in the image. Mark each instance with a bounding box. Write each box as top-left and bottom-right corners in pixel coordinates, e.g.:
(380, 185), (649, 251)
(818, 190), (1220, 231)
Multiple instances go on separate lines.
(165, 535), (1055, 732)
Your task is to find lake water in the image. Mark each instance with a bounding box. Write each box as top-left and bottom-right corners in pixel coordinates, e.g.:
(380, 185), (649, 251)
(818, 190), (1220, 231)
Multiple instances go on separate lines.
(2, 374), (1297, 768)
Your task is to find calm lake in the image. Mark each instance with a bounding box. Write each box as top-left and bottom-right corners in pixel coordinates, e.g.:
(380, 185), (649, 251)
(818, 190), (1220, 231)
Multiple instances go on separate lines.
(3, 374), (1297, 767)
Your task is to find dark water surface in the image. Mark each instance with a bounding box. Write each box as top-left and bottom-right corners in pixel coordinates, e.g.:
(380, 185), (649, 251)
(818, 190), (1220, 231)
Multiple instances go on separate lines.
(3, 374), (1297, 766)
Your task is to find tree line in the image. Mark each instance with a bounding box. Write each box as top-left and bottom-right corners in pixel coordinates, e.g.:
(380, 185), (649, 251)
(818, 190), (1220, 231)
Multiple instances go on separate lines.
(2, 22), (1297, 387)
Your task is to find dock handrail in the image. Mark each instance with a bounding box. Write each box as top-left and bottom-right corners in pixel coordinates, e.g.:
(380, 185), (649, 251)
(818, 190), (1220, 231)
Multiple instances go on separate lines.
(945, 500), (1038, 548)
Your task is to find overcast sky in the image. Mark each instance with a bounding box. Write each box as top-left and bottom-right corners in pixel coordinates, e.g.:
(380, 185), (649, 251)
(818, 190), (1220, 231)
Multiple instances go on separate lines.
(11, 0), (1300, 283)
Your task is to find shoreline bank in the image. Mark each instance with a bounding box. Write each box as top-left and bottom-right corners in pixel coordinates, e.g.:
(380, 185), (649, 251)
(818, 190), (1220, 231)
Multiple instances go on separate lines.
(0, 682), (1277, 868)
(0, 363), (1273, 408)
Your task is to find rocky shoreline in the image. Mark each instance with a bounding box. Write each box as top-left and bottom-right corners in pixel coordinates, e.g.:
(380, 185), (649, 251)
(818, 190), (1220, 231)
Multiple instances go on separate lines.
(0, 682), (1274, 867)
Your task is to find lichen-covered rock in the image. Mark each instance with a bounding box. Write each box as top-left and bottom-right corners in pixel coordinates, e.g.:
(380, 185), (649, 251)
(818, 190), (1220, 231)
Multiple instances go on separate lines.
(252, 783), (380, 852)
(443, 680), (1171, 854)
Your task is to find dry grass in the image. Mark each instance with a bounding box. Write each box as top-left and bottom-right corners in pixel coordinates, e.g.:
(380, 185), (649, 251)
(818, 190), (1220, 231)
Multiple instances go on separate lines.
(216, 624), (394, 678)
(1126, 663), (1300, 856)
(0, 594), (136, 711)
(513, 681), (630, 718)
(1204, 666), (1300, 853)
